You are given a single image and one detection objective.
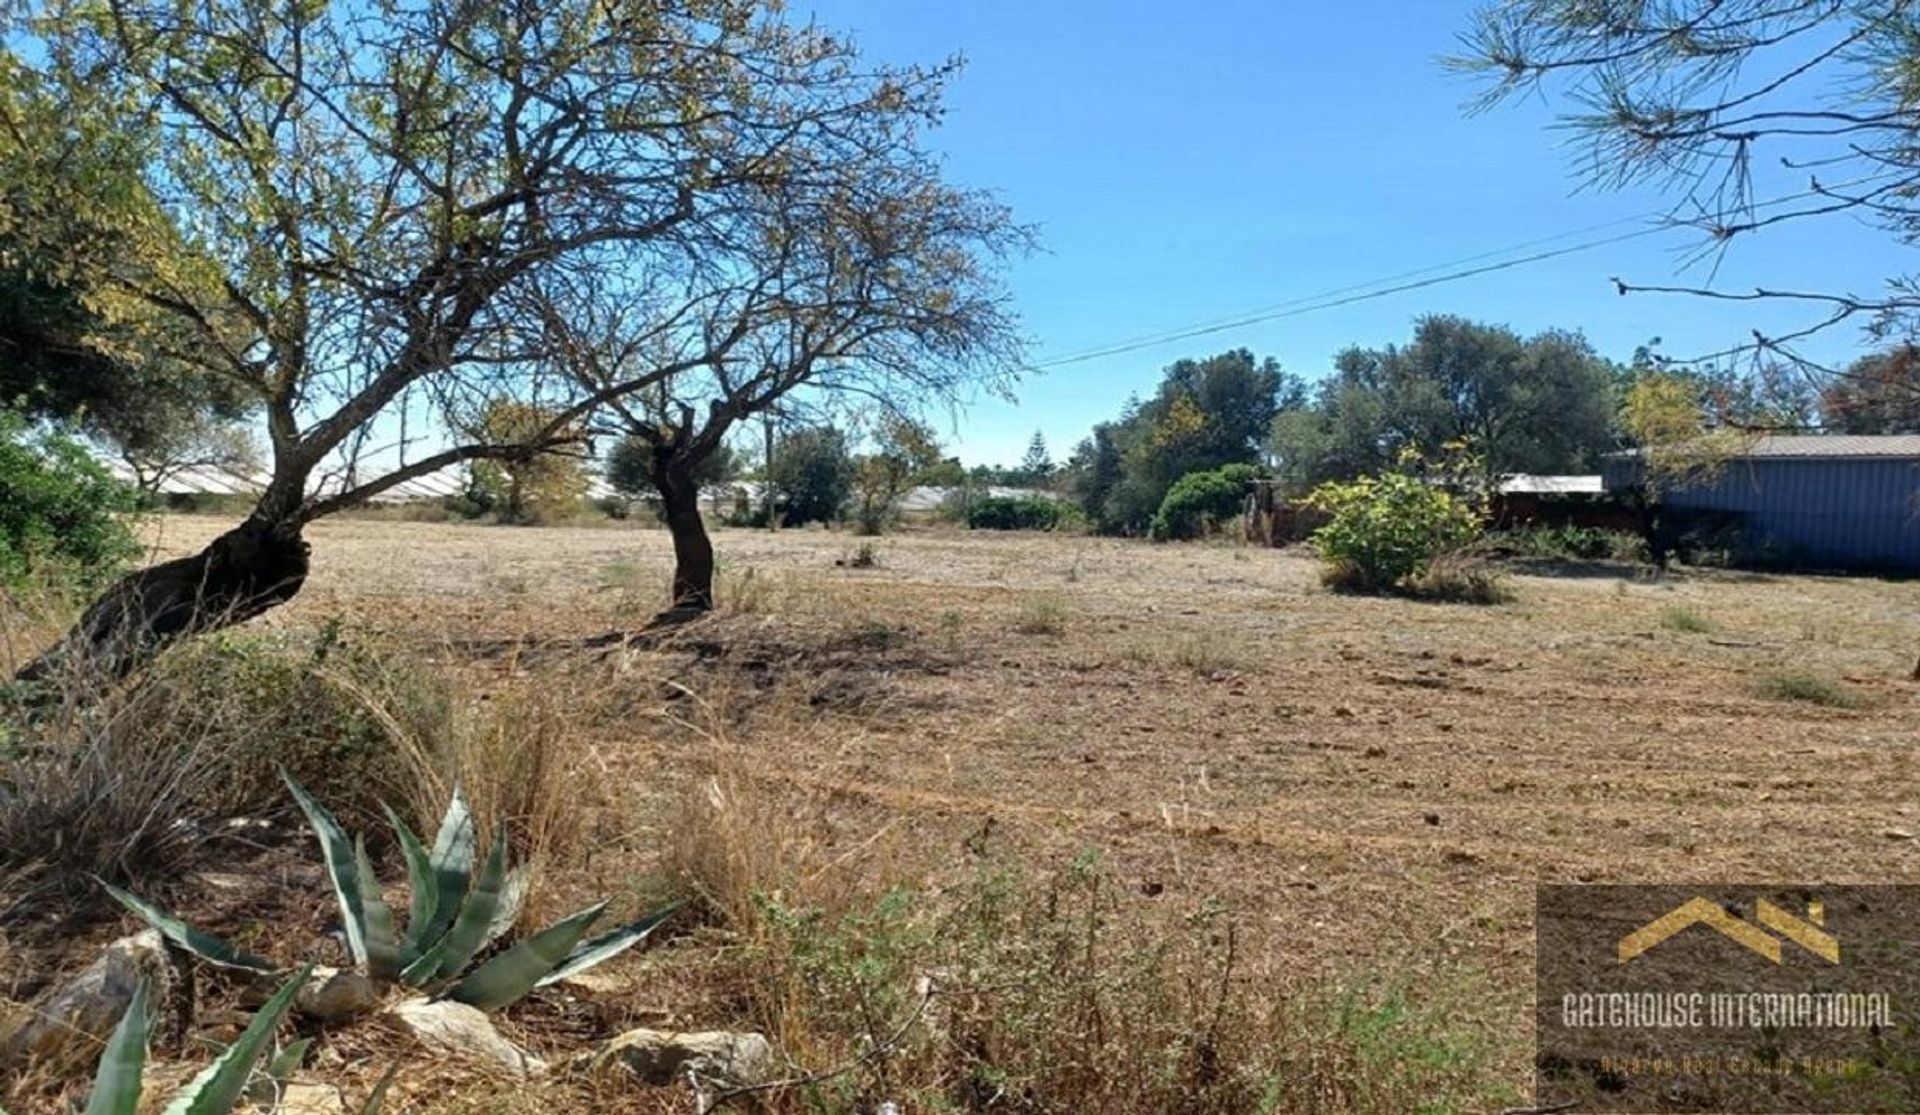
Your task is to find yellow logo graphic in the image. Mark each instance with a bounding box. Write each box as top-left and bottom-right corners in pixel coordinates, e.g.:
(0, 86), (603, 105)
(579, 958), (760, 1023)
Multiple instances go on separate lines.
(1619, 897), (1839, 965)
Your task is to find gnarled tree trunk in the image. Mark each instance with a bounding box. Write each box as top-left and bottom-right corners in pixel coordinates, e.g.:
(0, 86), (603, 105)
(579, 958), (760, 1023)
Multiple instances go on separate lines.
(14, 515), (310, 686)
(656, 462), (714, 619)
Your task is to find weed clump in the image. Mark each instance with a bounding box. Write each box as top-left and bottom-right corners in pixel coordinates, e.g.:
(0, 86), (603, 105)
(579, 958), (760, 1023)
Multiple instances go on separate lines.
(1752, 670), (1864, 709)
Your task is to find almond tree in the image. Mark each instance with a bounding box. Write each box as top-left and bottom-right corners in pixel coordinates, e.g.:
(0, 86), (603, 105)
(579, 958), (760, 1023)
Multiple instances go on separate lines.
(536, 147), (1025, 614)
(4, 0), (1018, 680)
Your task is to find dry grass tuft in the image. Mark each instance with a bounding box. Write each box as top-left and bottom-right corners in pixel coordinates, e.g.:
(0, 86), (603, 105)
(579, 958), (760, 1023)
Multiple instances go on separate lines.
(1012, 591), (1070, 635)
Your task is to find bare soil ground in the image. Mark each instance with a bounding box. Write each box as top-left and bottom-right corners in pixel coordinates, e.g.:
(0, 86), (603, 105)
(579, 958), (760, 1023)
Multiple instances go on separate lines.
(25, 514), (1920, 1107)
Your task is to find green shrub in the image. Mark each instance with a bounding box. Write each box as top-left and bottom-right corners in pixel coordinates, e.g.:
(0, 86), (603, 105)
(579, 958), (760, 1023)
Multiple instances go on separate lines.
(0, 412), (140, 590)
(1304, 472), (1483, 593)
(1752, 670), (1864, 709)
(1149, 463), (1260, 540)
(966, 494), (1065, 531)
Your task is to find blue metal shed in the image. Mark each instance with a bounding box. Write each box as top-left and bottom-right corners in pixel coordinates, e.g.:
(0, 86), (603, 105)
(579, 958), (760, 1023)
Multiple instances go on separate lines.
(1603, 435), (1920, 571)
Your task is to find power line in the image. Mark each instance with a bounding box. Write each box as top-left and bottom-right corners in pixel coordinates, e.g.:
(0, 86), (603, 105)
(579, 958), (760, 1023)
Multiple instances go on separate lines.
(1028, 175), (1900, 371)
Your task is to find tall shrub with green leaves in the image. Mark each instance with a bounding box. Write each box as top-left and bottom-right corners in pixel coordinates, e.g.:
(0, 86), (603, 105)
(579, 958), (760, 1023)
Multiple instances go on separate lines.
(0, 413), (140, 589)
(1149, 462), (1261, 540)
(1303, 472), (1482, 592)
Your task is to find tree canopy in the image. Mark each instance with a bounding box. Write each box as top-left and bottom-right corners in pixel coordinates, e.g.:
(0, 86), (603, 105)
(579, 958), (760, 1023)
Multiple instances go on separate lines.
(5, 0), (1025, 678)
(1269, 316), (1616, 492)
(1070, 349), (1294, 533)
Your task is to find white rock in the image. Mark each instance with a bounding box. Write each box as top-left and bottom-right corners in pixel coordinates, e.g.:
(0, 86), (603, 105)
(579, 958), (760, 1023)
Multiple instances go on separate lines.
(595, 1027), (774, 1089)
(388, 997), (546, 1078)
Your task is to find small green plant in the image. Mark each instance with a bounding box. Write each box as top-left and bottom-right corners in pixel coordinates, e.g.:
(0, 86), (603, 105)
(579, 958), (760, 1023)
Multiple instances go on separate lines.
(1304, 471), (1483, 594)
(1013, 592), (1068, 635)
(81, 969), (321, 1115)
(108, 774), (678, 1014)
(1660, 605), (1716, 634)
(847, 541), (880, 568)
(1752, 670), (1865, 709)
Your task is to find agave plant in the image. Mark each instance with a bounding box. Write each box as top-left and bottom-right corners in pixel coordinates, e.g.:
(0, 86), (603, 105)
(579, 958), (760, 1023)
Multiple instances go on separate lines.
(81, 968), (317, 1114)
(108, 773), (677, 1014)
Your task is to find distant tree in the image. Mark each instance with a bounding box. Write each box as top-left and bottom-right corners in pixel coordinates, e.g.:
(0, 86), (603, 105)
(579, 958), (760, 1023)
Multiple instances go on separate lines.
(1272, 316), (1616, 488)
(1821, 347), (1920, 434)
(1619, 372), (1755, 567)
(915, 456), (969, 489)
(1066, 425), (1125, 530)
(768, 426), (854, 527)
(1018, 431), (1055, 485)
(1084, 349), (1293, 534)
(852, 415), (942, 534)
(465, 401), (589, 525)
(605, 437), (738, 503)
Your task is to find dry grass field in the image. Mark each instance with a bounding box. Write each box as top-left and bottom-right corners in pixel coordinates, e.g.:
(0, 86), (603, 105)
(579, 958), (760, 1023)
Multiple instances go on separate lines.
(7, 513), (1920, 1112)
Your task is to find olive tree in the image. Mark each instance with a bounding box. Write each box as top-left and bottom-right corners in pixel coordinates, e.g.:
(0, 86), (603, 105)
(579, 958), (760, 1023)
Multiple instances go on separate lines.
(5, 0), (1013, 680)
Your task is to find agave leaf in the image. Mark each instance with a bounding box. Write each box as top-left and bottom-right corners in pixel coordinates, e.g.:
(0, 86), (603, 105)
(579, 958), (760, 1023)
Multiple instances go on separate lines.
(101, 884), (274, 973)
(482, 865), (531, 949)
(282, 772), (368, 967)
(399, 833), (506, 986)
(422, 789), (475, 946)
(160, 965), (308, 1115)
(446, 903), (604, 1013)
(535, 902), (681, 989)
(383, 804), (438, 959)
(429, 833), (508, 980)
(265, 1037), (311, 1085)
(83, 979), (150, 1115)
(353, 838), (402, 982)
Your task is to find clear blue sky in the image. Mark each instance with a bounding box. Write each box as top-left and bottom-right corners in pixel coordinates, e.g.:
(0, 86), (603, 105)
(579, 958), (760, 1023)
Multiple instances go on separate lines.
(799, 0), (1914, 467)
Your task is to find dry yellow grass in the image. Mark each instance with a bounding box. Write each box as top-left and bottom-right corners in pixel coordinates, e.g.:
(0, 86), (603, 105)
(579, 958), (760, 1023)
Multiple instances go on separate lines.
(6, 513), (1918, 1110)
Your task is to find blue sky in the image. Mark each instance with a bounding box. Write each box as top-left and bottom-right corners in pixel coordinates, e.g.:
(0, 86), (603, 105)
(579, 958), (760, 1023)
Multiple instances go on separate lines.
(798, 0), (1916, 467)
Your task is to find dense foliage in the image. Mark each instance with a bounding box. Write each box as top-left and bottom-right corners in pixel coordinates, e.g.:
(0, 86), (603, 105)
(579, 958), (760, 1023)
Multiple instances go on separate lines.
(0, 413), (140, 589)
(1303, 471), (1483, 593)
(604, 437), (739, 503)
(1067, 349), (1296, 534)
(768, 426), (855, 526)
(1269, 315), (1616, 493)
(966, 495), (1067, 531)
(1150, 463), (1262, 541)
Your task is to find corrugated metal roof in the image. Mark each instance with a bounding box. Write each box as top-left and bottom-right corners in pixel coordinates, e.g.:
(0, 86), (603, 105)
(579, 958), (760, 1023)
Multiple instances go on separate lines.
(1734, 434), (1920, 458)
(1613, 434), (1920, 461)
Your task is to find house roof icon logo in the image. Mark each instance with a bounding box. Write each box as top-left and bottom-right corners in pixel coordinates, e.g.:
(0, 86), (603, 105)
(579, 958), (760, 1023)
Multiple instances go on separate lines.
(1618, 897), (1840, 965)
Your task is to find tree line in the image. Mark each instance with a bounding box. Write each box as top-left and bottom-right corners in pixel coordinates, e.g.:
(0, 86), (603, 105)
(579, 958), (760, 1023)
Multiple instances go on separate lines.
(1052, 318), (1920, 540)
